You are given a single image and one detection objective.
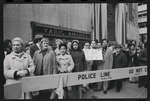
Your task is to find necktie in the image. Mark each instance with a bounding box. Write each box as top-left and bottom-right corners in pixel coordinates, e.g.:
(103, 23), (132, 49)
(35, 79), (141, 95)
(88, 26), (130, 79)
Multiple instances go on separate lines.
(103, 48), (106, 59)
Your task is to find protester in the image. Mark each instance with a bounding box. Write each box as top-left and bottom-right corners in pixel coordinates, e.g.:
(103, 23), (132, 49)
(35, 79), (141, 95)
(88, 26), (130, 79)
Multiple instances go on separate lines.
(141, 43), (145, 49)
(96, 39), (113, 94)
(28, 40), (34, 46)
(90, 40), (97, 49)
(109, 41), (117, 52)
(138, 41), (143, 48)
(3, 39), (12, 84)
(128, 44), (138, 83)
(33, 38), (57, 99)
(30, 34), (43, 58)
(24, 43), (30, 53)
(56, 43), (74, 99)
(54, 39), (63, 56)
(89, 40), (98, 90)
(137, 44), (147, 88)
(70, 40), (87, 99)
(4, 39), (12, 57)
(97, 42), (102, 49)
(67, 41), (72, 54)
(122, 43), (130, 81)
(109, 44), (127, 92)
(26, 40), (34, 54)
(131, 40), (136, 46)
(4, 37), (35, 99)
(82, 42), (93, 93)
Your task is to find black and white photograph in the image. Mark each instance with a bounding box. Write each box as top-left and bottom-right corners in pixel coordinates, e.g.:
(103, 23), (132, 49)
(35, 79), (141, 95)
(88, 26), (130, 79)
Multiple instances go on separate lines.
(3, 3), (147, 99)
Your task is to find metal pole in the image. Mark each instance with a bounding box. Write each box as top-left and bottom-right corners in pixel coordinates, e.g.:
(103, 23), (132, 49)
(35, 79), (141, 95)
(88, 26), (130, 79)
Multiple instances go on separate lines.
(94, 3), (96, 40)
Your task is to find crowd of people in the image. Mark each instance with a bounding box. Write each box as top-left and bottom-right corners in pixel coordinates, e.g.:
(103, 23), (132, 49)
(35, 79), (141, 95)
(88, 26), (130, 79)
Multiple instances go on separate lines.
(3, 34), (147, 99)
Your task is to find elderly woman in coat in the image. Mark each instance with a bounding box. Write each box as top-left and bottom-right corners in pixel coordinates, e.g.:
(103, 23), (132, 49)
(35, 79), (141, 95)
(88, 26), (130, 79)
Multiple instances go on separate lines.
(33, 38), (57, 99)
(4, 37), (35, 99)
(56, 43), (74, 99)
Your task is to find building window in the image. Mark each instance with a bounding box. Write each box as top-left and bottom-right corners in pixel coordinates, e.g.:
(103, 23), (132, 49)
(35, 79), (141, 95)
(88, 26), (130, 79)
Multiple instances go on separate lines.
(138, 22), (147, 28)
(138, 14), (142, 17)
(143, 13), (147, 17)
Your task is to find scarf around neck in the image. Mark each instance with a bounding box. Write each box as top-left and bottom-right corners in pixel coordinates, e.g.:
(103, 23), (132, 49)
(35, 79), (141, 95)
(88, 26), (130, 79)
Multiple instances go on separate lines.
(12, 51), (24, 58)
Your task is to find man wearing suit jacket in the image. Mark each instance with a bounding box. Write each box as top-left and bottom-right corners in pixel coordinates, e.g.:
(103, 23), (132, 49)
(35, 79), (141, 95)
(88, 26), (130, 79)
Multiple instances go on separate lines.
(30, 34), (43, 58)
(96, 39), (113, 94)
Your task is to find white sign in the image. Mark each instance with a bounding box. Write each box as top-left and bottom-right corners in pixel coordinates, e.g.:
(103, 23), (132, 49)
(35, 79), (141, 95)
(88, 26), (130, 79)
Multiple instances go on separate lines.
(139, 27), (147, 34)
(83, 49), (103, 60)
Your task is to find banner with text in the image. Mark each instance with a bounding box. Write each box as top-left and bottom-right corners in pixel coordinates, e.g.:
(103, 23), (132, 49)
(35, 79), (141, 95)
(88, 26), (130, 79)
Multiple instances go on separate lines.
(65, 66), (147, 87)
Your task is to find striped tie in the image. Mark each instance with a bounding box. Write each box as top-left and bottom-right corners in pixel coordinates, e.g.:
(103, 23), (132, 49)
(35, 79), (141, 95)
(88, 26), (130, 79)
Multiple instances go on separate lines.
(103, 48), (106, 59)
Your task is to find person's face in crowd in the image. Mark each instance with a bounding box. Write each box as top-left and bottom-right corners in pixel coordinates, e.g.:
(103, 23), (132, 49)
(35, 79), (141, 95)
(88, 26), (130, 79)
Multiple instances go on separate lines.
(73, 42), (78, 50)
(132, 41), (136, 45)
(28, 41), (34, 47)
(84, 43), (90, 49)
(130, 45), (135, 50)
(8, 41), (12, 48)
(124, 44), (128, 49)
(136, 47), (141, 53)
(60, 46), (66, 55)
(102, 40), (108, 48)
(91, 41), (96, 48)
(25, 46), (29, 51)
(142, 43), (145, 49)
(97, 43), (101, 48)
(56, 41), (61, 48)
(12, 41), (22, 53)
(116, 47), (121, 54)
(42, 41), (49, 50)
(67, 42), (72, 50)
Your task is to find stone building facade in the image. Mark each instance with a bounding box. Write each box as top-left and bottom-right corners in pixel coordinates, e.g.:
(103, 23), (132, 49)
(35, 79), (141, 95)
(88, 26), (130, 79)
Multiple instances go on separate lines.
(3, 3), (139, 47)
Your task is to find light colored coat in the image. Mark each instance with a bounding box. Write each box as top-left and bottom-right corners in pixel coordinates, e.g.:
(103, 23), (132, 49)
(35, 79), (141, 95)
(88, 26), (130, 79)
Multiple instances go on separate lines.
(33, 49), (57, 76)
(56, 54), (74, 72)
(4, 52), (35, 85)
(97, 47), (113, 70)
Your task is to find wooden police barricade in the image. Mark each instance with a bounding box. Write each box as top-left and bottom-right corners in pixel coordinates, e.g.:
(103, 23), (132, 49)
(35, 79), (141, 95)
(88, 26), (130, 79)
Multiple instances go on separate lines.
(21, 73), (68, 99)
(4, 66), (147, 99)
(64, 66), (147, 87)
(4, 81), (22, 99)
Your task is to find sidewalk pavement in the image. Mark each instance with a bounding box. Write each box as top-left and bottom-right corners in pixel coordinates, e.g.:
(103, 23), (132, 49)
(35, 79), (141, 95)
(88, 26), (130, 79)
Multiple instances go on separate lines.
(83, 79), (147, 99)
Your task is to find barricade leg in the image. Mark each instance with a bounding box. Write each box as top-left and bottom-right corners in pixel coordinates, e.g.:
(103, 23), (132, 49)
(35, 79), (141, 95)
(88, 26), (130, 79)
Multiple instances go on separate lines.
(24, 92), (32, 99)
(50, 90), (56, 99)
(78, 85), (82, 99)
(103, 81), (108, 91)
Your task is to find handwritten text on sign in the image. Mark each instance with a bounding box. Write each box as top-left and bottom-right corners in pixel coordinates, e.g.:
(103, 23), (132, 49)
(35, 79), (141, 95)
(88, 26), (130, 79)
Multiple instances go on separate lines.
(83, 49), (103, 60)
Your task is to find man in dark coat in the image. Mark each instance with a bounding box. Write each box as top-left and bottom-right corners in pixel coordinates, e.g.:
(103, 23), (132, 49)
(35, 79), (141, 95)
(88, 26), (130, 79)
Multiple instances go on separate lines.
(138, 45), (147, 88)
(30, 34), (43, 58)
(109, 44), (127, 92)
